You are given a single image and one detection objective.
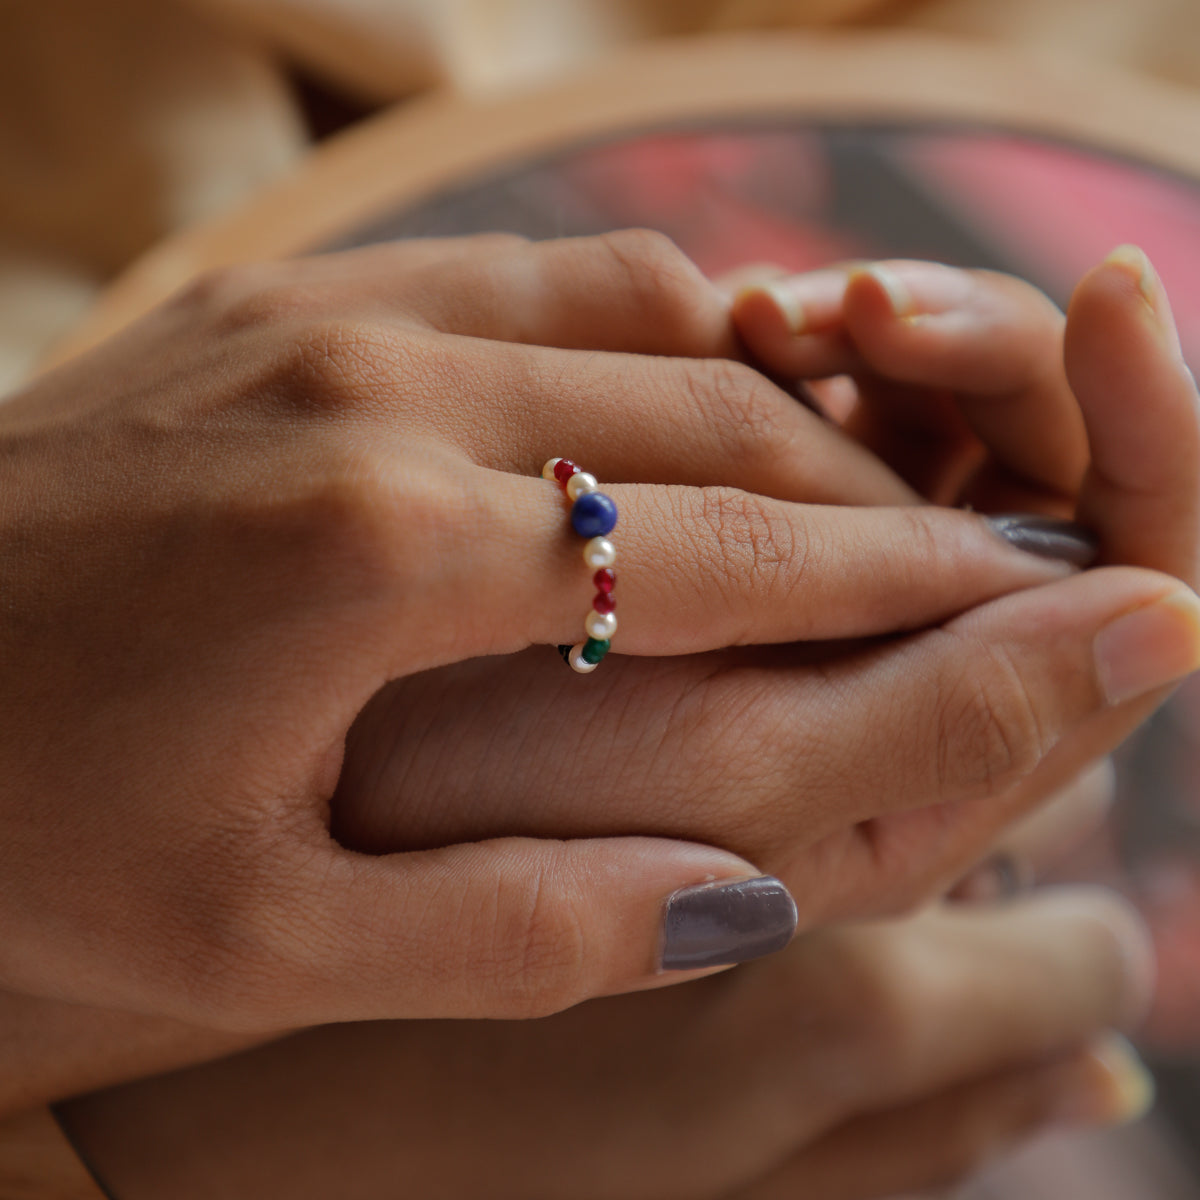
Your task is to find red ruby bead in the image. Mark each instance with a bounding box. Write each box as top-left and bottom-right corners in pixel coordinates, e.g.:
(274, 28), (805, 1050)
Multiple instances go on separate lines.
(593, 568), (616, 593)
(553, 459), (580, 485)
(593, 591), (616, 615)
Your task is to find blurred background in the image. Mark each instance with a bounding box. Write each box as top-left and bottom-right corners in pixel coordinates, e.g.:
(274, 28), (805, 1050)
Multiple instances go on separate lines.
(5, 1), (1200, 1196)
(4, 0), (1200, 393)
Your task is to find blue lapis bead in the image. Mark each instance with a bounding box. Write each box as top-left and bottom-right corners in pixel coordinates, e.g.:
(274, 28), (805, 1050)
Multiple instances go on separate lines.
(571, 492), (618, 538)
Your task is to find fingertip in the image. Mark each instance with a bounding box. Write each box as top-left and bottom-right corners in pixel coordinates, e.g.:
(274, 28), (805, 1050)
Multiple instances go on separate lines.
(1071, 246), (1183, 362)
(846, 262), (914, 320)
(1084, 1033), (1158, 1125)
(844, 260), (977, 323)
(731, 268), (856, 378)
(1105, 244), (1159, 302)
(713, 261), (790, 304)
(732, 281), (804, 339)
(1067, 253), (1200, 566)
(1028, 887), (1157, 1031)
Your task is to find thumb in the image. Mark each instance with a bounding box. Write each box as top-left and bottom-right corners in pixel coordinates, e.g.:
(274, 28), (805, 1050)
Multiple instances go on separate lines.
(213, 837), (796, 1030)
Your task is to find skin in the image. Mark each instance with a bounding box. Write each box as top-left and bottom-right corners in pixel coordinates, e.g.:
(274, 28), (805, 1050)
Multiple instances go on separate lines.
(0, 229), (1184, 1037)
(0, 239), (1191, 1196)
(58, 888), (1152, 1200)
(0, 233), (1195, 1039)
(333, 246), (1200, 931)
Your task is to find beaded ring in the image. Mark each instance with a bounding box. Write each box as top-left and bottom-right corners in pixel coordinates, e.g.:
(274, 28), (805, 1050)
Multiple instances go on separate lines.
(542, 457), (618, 674)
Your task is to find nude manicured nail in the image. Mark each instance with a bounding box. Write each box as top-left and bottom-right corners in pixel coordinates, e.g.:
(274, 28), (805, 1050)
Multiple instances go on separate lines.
(1105, 244), (1183, 358)
(741, 268), (850, 335)
(1105, 244), (1158, 303)
(1091, 1035), (1157, 1124)
(852, 261), (974, 319)
(660, 876), (797, 971)
(756, 282), (805, 333)
(1094, 588), (1200, 705)
(985, 514), (1099, 567)
(1058, 1035), (1156, 1127)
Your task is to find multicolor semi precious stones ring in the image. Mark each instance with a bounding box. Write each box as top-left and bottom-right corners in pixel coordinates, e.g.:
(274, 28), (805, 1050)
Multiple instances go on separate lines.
(542, 457), (618, 674)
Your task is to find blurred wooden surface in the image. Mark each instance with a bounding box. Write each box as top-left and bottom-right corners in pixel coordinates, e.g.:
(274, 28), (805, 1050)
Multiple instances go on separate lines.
(47, 29), (1200, 365)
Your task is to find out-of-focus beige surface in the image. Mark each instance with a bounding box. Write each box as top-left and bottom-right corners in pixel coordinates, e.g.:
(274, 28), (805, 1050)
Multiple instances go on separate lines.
(3, 0), (1199, 394)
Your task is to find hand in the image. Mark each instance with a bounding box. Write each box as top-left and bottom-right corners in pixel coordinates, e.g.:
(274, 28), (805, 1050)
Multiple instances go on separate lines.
(730, 248), (1200, 907)
(56, 888), (1155, 1200)
(333, 246), (1200, 930)
(0, 231), (1097, 1032)
(732, 248), (1199, 570)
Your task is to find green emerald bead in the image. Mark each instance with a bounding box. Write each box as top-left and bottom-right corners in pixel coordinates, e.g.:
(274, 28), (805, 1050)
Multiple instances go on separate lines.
(581, 638), (611, 665)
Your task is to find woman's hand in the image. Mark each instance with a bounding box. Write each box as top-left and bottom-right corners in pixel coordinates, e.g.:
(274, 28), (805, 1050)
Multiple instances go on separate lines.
(333, 246), (1200, 930)
(0, 232), (1096, 1033)
(0, 232), (1193, 1034)
(56, 888), (1154, 1200)
(731, 247), (1199, 576)
(742, 246), (1200, 906)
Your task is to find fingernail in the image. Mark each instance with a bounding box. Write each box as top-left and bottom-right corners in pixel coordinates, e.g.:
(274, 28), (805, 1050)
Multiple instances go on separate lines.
(851, 261), (974, 320)
(740, 268), (849, 335)
(1105, 244), (1183, 358)
(1105, 244), (1157, 304)
(1091, 1035), (1157, 1124)
(661, 876), (797, 970)
(985, 514), (1099, 567)
(1094, 588), (1200, 705)
(948, 852), (1033, 904)
(756, 282), (806, 334)
(1059, 1035), (1156, 1126)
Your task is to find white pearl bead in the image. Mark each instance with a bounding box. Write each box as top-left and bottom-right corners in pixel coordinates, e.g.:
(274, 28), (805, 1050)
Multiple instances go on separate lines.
(566, 471), (598, 500)
(583, 537), (616, 569)
(585, 610), (617, 640)
(568, 643), (599, 673)
(542, 458), (562, 481)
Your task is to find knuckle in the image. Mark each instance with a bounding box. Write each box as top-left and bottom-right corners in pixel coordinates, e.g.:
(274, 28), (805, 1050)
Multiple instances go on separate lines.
(221, 438), (465, 613)
(296, 451), (464, 592)
(285, 320), (411, 414)
(597, 227), (706, 307)
(176, 264), (314, 333)
(600, 226), (693, 275)
(680, 487), (805, 619)
(680, 358), (792, 471)
(933, 637), (1050, 797)
(893, 507), (948, 579)
(171, 262), (272, 314)
(482, 872), (590, 1019)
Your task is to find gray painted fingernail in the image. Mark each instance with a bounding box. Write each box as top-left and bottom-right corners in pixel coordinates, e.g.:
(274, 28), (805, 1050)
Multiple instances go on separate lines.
(986, 514), (1099, 567)
(661, 876), (798, 971)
